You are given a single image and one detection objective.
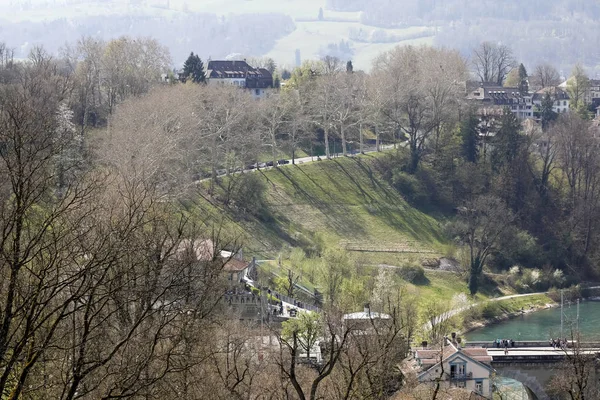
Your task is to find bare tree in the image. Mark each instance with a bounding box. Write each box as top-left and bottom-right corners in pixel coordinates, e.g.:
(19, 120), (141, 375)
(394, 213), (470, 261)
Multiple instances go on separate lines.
(101, 36), (171, 114)
(450, 195), (515, 295)
(472, 42), (516, 85)
(532, 63), (561, 89)
(330, 72), (362, 156)
(548, 330), (600, 400)
(309, 73), (338, 159)
(259, 92), (288, 168)
(567, 63), (590, 110)
(321, 55), (344, 75)
(277, 310), (352, 400)
(555, 114), (600, 265)
(373, 45), (467, 172)
(0, 55), (90, 399)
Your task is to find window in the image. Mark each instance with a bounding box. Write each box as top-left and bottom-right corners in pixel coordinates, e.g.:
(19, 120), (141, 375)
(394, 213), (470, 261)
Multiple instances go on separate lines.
(255, 89), (260, 96)
(457, 381), (466, 388)
(450, 362), (466, 378)
(563, 101), (567, 106)
(475, 380), (483, 394)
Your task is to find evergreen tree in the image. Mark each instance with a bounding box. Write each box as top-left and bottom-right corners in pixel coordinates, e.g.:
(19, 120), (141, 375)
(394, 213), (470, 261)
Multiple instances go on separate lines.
(491, 108), (522, 170)
(518, 63), (529, 95)
(182, 52), (206, 83)
(346, 60), (353, 73)
(540, 92), (557, 130)
(460, 111), (479, 163)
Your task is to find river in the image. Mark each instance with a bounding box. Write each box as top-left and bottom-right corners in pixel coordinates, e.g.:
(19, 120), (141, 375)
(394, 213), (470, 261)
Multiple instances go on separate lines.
(466, 299), (600, 342)
(466, 300), (600, 399)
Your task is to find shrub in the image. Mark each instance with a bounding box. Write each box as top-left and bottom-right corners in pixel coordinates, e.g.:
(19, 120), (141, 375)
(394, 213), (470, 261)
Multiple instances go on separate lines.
(481, 301), (503, 319)
(462, 303), (483, 325)
(391, 171), (429, 206)
(552, 269), (566, 288)
(229, 173), (270, 220)
(548, 285), (581, 302)
(397, 264), (427, 284)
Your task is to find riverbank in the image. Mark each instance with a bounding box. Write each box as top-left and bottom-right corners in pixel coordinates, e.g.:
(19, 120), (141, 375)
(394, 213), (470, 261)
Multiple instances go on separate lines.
(460, 294), (557, 336)
(464, 298), (600, 341)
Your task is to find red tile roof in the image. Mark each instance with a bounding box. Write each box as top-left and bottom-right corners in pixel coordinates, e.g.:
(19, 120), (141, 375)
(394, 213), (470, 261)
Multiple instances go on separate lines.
(223, 258), (250, 272)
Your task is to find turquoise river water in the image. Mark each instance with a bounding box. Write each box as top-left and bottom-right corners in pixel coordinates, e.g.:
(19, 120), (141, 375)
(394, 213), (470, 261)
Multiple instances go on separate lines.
(466, 299), (600, 341)
(466, 300), (600, 398)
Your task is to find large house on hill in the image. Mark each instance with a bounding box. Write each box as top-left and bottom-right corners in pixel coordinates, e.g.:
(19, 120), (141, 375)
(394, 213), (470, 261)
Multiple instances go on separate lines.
(467, 83), (533, 120)
(206, 60), (273, 99)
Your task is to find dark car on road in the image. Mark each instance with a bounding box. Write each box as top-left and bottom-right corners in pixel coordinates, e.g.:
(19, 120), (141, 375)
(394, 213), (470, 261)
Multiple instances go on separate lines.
(266, 161), (274, 167)
(278, 159), (290, 165)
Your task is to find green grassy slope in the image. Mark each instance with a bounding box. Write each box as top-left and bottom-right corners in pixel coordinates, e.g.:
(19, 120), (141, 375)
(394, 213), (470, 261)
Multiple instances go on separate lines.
(232, 153), (446, 259)
(189, 152), (540, 319)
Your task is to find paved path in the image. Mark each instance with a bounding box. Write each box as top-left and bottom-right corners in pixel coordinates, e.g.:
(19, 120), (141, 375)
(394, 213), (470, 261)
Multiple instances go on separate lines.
(195, 144), (398, 183)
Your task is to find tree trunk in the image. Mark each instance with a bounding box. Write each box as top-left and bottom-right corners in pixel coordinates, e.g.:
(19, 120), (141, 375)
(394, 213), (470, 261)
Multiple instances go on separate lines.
(341, 125), (347, 156)
(359, 123), (364, 154)
(272, 129), (278, 168)
(324, 126), (331, 159)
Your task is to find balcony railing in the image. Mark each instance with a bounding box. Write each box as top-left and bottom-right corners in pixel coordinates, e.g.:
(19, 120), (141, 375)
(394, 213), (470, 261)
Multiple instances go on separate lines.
(449, 372), (472, 380)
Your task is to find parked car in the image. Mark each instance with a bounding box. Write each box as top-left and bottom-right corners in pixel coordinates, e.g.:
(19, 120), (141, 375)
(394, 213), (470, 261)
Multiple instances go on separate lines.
(257, 162), (267, 168)
(278, 159), (290, 165)
(216, 169), (227, 176)
(246, 164), (256, 170)
(266, 161), (274, 167)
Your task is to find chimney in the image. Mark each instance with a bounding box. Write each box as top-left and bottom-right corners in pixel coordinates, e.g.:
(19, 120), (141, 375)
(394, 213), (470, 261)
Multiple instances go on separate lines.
(364, 303), (370, 315)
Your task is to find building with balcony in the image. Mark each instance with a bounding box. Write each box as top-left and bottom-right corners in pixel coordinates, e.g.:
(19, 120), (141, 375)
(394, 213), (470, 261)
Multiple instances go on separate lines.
(414, 340), (493, 399)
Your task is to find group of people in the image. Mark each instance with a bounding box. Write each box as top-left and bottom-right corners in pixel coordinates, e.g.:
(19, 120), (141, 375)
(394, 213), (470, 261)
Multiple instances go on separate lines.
(550, 338), (568, 349)
(495, 338), (515, 354)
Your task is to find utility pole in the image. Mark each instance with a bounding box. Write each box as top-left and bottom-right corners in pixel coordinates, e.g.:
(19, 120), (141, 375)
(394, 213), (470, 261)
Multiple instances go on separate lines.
(560, 289), (564, 338)
(577, 298), (580, 333)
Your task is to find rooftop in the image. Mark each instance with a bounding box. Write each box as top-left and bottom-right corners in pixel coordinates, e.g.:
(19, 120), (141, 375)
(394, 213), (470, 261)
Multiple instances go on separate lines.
(415, 341), (492, 371)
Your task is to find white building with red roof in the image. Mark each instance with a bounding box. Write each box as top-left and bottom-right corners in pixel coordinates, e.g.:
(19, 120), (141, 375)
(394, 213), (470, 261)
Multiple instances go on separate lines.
(415, 341), (493, 399)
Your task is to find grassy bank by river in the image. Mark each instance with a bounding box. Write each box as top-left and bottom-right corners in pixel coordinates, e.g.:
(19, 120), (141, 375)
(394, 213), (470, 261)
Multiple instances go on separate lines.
(461, 294), (557, 334)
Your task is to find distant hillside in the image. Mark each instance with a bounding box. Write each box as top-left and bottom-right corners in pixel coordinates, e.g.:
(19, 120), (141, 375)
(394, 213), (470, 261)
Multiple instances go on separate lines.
(194, 153), (447, 263)
(1, 0), (598, 72)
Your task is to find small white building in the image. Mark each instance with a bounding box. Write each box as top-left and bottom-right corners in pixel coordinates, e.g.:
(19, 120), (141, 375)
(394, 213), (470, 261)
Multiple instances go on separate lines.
(342, 304), (391, 332)
(415, 341), (493, 399)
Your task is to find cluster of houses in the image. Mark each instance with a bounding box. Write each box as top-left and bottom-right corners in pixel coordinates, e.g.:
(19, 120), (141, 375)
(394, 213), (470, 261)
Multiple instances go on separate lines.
(467, 79), (600, 122)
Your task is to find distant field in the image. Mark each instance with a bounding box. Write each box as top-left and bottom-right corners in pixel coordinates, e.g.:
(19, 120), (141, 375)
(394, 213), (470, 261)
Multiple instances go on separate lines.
(266, 21), (435, 70)
(2, 0), (436, 71)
